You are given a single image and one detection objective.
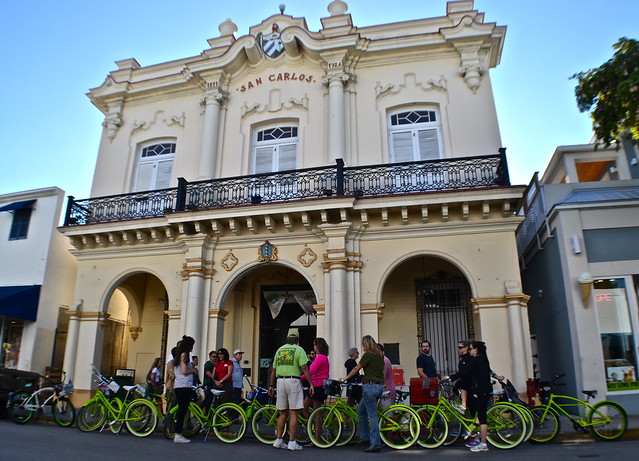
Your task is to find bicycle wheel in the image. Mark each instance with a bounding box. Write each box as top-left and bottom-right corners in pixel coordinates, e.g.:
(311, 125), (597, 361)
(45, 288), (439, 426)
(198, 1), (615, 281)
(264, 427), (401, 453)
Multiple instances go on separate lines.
(589, 401), (627, 441)
(252, 405), (280, 444)
(513, 404), (534, 442)
(335, 408), (357, 446)
(77, 400), (107, 432)
(294, 413), (310, 444)
(125, 399), (158, 437)
(529, 405), (560, 443)
(308, 406), (342, 448)
(8, 391), (35, 425)
(440, 406), (463, 446)
(379, 405), (419, 449)
(486, 403), (526, 449)
(415, 405), (448, 448)
(52, 397), (76, 427)
(213, 403), (246, 443)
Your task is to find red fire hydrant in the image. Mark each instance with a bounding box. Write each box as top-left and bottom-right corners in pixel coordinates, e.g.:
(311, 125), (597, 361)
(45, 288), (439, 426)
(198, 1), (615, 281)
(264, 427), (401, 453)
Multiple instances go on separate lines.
(526, 378), (536, 405)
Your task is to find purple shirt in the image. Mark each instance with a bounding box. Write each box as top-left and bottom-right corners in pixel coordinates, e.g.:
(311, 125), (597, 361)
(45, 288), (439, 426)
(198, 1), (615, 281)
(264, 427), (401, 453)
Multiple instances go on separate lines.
(309, 353), (329, 387)
(383, 356), (396, 400)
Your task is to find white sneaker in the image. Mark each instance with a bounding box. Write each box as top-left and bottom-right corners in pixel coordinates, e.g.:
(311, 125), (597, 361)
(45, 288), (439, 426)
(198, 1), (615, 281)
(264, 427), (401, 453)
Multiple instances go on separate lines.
(287, 441), (303, 451)
(173, 434), (191, 444)
(273, 438), (287, 449)
(453, 403), (466, 414)
(470, 443), (488, 452)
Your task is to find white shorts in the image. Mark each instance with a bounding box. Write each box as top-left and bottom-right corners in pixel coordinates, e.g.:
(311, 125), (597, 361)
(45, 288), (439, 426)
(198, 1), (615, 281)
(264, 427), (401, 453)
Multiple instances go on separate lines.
(276, 377), (304, 410)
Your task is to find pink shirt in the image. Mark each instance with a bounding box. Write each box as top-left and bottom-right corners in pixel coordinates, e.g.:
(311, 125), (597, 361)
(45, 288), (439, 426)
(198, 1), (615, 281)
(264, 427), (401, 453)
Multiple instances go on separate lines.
(383, 356), (396, 400)
(309, 353), (329, 387)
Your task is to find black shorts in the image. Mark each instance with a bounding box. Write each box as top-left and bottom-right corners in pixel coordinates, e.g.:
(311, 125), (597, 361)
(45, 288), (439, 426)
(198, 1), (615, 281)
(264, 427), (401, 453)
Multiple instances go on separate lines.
(312, 385), (327, 403)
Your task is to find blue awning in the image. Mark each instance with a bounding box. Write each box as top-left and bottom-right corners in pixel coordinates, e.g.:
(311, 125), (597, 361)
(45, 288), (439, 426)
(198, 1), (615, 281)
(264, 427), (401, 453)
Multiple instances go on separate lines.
(0, 285), (41, 321)
(0, 200), (36, 212)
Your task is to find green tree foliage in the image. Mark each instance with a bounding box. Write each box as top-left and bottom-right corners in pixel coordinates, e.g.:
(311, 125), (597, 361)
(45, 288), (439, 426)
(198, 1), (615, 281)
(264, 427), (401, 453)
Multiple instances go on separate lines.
(572, 37), (639, 147)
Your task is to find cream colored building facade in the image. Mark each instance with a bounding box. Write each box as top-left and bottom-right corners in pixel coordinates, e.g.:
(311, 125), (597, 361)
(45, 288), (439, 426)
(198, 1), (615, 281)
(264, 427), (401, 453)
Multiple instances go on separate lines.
(60, 1), (531, 400)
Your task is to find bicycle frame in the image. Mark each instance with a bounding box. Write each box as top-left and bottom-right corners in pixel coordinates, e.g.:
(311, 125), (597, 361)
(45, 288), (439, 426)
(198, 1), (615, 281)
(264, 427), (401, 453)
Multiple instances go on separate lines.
(536, 393), (606, 429)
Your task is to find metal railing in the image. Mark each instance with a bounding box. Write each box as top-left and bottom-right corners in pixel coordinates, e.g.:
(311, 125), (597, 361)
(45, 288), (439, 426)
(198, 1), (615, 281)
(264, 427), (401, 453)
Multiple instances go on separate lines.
(64, 151), (510, 227)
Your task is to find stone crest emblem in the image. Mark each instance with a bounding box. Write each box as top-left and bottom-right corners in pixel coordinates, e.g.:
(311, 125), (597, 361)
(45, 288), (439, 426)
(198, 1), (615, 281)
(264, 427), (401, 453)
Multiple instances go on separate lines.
(256, 23), (284, 59)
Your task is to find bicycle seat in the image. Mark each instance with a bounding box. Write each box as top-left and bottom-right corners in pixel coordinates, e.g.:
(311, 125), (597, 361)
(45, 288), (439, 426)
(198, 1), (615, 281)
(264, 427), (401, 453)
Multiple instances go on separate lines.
(582, 390), (598, 398)
(210, 389), (225, 396)
(123, 385), (137, 391)
(381, 391), (390, 398)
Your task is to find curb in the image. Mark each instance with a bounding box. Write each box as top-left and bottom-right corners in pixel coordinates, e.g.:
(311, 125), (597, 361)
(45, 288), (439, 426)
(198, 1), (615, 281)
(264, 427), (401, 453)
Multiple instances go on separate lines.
(557, 428), (639, 443)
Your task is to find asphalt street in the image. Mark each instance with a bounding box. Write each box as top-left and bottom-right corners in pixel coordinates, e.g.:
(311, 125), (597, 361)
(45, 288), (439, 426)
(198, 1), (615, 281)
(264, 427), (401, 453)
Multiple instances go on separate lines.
(1, 418), (639, 461)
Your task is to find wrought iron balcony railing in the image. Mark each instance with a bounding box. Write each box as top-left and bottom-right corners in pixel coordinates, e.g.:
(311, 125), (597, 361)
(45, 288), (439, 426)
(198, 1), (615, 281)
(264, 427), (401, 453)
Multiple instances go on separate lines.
(64, 151), (510, 227)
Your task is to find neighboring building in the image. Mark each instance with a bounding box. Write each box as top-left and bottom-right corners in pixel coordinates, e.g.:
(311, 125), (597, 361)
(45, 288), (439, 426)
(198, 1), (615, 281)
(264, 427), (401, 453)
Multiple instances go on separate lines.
(517, 140), (639, 414)
(0, 187), (77, 374)
(60, 0), (531, 400)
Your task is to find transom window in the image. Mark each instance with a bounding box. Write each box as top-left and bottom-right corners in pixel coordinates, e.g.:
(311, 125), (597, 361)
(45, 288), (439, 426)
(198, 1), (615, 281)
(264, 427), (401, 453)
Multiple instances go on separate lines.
(390, 110), (437, 126)
(388, 108), (442, 163)
(141, 143), (176, 158)
(257, 127), (298, 142)
(134, 141), (176, 191)
(252, 125), (298, 174)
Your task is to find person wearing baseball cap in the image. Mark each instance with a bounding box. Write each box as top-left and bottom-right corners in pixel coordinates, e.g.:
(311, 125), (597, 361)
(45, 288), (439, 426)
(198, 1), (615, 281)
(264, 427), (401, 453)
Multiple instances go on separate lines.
(232, 348), (245, 404)
(268, 328), (313, 451)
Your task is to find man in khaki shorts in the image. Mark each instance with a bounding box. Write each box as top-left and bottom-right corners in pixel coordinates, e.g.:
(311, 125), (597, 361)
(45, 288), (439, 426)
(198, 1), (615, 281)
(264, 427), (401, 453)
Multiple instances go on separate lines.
(268, 328), (314, 451)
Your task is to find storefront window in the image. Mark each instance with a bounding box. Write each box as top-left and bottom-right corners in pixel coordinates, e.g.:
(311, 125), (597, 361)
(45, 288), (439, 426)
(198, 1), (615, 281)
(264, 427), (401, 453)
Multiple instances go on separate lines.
(594, 278), (639, 391)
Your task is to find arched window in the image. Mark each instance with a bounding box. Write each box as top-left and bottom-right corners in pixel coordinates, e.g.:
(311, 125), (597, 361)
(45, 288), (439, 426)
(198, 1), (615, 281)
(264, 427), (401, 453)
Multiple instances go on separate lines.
(388, 109), (442, 162)
(251, 125), (298, 174)
(133, 141), (176, 191)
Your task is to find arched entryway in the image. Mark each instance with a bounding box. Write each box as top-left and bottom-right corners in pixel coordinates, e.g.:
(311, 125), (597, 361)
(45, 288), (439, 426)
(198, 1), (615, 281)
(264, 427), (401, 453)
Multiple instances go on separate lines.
(101, 272), (169, 385)
(380, 255), (474, 378)
(220, 264), (317, 387)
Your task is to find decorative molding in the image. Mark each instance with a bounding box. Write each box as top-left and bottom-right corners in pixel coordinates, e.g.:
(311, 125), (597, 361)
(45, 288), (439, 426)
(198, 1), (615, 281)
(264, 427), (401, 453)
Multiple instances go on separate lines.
(297, 247), (317, 267)
(103, 113), (122, 142)
(129, 326), (142, 341)
(221, 251), (239, 271)
(209, 307), (230, 320)
(375, 73), (447, 100)
(321, 71), (354, 87)
(241, 93), (309, 116)
(361, 303), (385, 321)
(180, 258), (215, 280)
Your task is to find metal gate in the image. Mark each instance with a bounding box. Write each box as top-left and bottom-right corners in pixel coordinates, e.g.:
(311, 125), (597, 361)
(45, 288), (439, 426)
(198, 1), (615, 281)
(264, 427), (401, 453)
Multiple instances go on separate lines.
(416, 277), (474, 377)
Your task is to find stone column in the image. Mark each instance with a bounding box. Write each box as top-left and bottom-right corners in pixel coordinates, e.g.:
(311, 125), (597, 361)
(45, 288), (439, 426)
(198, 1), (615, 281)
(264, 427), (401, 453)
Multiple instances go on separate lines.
(322, 71), (351, 162)
(180, 237), (215, 343)
(198, 86), (227, 180)
(61, 303), (82, 383)
(319, 223), (363, 368)
(505, 291), (532, 386)
(207, 307), (229, 351)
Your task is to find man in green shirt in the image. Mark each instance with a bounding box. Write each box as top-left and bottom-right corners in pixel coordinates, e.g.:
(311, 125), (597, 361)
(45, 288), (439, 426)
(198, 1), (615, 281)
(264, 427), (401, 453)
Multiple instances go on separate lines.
(268, 328), (314, 451)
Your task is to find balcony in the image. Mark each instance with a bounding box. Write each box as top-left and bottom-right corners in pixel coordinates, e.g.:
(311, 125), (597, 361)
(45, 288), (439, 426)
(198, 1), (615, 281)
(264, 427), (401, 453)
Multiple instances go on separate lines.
(64, 152), (511, 227)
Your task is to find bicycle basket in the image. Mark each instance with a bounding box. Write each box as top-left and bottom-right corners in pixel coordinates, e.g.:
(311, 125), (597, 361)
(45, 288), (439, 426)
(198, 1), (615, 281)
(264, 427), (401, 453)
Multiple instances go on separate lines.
(323, 379), (341, 396)
(538, 382), (552, 404)
(440, 380), (455, 399)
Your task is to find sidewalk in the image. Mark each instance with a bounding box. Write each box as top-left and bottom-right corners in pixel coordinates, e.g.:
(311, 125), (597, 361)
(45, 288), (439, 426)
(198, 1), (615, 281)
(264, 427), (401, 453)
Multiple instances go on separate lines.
(556, 414), (639, 443)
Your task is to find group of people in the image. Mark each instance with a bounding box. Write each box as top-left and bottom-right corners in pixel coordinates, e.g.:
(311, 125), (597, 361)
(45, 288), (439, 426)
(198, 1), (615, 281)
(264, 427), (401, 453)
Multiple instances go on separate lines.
(145, 336), (247, 444)
(148, 331), (498, 452)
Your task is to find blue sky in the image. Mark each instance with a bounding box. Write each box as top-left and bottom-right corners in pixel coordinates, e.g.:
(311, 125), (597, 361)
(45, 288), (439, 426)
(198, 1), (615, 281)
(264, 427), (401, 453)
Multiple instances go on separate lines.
(0, 0), (637, 200)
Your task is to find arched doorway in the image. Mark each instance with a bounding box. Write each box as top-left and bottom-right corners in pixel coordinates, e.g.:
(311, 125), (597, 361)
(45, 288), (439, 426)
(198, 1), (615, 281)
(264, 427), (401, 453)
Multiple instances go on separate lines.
(222, 265), (317, 386)
(101, 272), (169, 385)
(380, 255), (474, 378)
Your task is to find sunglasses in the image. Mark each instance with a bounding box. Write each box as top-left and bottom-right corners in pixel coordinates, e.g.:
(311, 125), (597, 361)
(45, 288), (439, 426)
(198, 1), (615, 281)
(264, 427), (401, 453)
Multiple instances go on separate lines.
(457, 346), (467, 349)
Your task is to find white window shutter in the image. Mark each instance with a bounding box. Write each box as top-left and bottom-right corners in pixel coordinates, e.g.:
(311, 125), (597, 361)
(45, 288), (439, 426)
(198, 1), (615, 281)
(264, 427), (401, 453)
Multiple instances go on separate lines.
(254, 146), (274, 174)
(135, 162), (155, 192)
(155, 159), (174, 189)
(278, 143), (297, 171)
(391, 131), (415, 162)
(417, 129), (440, 160)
